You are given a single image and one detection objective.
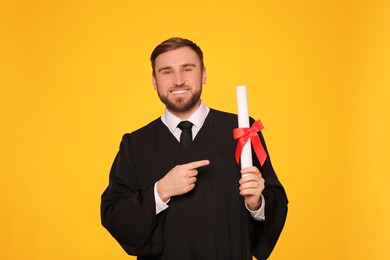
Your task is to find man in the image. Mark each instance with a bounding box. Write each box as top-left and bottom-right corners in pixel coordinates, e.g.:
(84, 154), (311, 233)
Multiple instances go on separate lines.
(101, 37), (288, 260)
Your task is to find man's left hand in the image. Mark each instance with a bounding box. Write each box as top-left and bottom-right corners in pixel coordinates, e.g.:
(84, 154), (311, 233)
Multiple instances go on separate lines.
(239, 166), (265, 211)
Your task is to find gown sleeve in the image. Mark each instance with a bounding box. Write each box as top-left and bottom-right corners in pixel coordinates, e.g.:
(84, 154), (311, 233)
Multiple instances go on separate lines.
(251, 131), (289, 260)
(100, 134), (165, 256)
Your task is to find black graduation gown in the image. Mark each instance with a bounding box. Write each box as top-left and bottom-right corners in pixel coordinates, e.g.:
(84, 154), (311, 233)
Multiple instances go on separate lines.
(101, 109), (288, 260)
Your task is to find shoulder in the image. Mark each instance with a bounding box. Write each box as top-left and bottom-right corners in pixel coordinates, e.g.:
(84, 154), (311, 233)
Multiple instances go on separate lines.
(201, 108), (239, 134)
(209, 108), (237, 122)
(122, 117), (163, 143)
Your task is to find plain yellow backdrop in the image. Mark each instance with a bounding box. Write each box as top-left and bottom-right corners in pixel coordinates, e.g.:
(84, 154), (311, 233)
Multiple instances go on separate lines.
(1, 0), (389, 259)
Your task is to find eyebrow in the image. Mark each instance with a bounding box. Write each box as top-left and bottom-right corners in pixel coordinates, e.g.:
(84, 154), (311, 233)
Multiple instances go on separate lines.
(157, 63), (197, 73)
(182, 63), (196, 68)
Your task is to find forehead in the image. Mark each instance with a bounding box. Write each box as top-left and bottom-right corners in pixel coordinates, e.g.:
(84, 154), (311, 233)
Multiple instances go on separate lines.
(154, 47), (201, 69)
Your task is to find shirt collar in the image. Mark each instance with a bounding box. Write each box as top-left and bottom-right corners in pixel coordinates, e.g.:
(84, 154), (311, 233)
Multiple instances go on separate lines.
(162, 101), (210, 132)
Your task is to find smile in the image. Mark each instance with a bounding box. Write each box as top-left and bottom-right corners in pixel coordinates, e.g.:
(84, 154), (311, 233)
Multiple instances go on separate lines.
(171, 89), (189, 94)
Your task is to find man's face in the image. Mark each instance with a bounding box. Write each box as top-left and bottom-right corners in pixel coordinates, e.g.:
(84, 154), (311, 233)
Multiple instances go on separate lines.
(152, 47), (207, 117)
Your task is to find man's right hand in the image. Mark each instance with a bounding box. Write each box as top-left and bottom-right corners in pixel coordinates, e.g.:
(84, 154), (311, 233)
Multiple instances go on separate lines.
(157, 160), (210, 202)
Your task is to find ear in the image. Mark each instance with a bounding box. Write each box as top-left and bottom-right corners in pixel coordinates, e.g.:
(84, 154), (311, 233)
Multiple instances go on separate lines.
(152, 74), (157, 90)
(202, 67), (207, 84)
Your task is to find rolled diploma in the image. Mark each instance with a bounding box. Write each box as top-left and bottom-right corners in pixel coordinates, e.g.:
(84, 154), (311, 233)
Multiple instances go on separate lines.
(236, 86), (253, 170)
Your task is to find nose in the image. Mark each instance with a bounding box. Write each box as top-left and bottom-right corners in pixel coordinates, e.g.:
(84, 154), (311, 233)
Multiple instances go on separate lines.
(173, 72), (185, 86)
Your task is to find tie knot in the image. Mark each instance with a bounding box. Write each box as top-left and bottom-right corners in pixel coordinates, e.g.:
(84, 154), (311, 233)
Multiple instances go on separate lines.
(178, 121), (193, 149)
(178, 121), (193, 131)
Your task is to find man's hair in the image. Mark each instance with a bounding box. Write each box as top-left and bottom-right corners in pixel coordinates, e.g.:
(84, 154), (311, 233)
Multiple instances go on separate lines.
(150, 37), (204, 75)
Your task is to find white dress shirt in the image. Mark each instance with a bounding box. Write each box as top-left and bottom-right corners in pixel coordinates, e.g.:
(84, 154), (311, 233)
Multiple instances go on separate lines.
(154, 101), (265, 221)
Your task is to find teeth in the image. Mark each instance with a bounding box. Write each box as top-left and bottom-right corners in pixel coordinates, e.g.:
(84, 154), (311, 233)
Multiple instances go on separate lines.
(172, 90), (188, 94)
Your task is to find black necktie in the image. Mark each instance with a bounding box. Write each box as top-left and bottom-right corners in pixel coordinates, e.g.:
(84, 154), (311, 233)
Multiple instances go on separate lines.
(178, 121), (193, 149)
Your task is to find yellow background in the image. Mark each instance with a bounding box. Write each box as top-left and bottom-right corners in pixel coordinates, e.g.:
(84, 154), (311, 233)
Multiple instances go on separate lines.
(1, 0), (389, 259)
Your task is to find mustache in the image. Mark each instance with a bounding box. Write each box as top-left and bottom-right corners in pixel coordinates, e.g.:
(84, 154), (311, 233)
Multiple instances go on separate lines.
(171, 84), (190, 89)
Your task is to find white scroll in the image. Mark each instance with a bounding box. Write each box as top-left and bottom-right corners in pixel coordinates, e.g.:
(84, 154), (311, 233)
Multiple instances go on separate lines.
(236, 86), (253, 170)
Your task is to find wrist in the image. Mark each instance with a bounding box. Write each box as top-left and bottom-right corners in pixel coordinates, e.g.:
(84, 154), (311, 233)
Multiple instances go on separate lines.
(157, 181), (171, 202)
(247, 198), (262, 211)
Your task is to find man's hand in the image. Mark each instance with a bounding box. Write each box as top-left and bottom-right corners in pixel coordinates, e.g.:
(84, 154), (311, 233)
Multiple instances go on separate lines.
(239, 166), (265, 211)
(157, 160), (210, 202)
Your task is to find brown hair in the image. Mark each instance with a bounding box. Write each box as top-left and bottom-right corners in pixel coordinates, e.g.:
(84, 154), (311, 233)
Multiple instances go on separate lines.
(150, 37), (204, 75)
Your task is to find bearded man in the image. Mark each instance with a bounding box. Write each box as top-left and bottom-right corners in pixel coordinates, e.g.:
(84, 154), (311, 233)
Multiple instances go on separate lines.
(101, 37), (288, 260)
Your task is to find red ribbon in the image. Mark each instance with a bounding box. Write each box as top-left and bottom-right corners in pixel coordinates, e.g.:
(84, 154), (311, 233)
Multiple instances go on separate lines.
(233, 120), (267, 166)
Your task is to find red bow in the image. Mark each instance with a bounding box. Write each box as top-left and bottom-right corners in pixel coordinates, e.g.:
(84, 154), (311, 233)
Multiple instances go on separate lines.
(233, 120), (267, 166)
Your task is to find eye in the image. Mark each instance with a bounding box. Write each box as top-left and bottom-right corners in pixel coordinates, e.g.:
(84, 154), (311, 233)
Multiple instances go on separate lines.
(162, 70), (172, 75)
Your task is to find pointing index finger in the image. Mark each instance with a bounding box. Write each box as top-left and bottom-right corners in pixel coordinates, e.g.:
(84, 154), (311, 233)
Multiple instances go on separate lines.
(186, 160), (210, 170)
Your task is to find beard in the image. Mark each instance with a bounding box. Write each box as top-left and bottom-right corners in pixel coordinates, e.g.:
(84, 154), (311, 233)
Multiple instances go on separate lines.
(157, 86), (202, 113)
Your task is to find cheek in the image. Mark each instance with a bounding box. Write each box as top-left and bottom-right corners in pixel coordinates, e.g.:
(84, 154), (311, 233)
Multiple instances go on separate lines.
(154, 78), (168, 90)
(155, 82), (172, 96)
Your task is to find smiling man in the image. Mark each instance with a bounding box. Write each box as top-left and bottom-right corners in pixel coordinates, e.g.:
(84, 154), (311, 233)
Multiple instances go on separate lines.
(101, 37), (288, 260)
